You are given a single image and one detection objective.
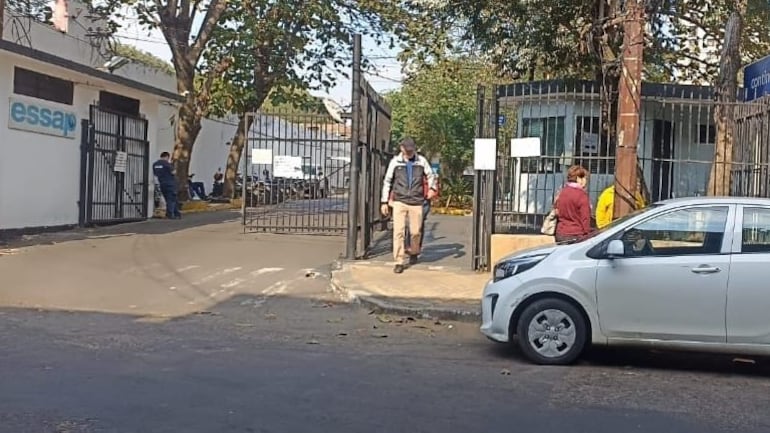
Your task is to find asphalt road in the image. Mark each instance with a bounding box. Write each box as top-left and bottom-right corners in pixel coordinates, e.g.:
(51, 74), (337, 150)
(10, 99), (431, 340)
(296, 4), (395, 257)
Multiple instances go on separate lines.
(3, 285), (770, 433)
(2, 213), (770, 433)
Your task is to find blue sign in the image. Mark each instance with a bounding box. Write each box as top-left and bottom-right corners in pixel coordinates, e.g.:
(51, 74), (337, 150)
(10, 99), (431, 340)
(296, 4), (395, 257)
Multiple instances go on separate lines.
(431, 162), (440, 174)
(8, 97), (78, 138)
(498, 115), (506, 126)
(744, 55), (770, 101)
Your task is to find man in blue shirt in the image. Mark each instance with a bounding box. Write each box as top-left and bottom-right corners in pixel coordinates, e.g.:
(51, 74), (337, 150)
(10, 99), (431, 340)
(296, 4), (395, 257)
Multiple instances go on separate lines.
(153, 152), (181, 219)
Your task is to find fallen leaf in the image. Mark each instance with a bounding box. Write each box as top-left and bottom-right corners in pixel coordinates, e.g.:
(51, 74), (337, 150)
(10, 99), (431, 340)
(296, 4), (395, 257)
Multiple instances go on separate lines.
(376, 315), (392, 323)
(306, 339), (320, 345)
(326, 318), (344, 323)
(264, 313), (277, 320)
(500, 368), (511, 376)
(337, 332), (348, 337)
(372, 333), (388, 338)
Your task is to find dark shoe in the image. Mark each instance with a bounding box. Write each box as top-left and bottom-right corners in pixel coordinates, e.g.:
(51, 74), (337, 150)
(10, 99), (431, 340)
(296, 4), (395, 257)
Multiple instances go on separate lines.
(408, 255), (418, 265)
(393, 264), (404, 274)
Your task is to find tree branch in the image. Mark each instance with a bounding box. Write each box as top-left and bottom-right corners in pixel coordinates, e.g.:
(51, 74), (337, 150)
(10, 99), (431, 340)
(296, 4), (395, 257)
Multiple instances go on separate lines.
(189, 0), (228, 63)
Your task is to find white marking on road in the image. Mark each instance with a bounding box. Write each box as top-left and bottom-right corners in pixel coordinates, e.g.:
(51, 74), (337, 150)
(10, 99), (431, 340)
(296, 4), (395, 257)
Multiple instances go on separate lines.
(221, 278), (246, 288)
(193, 267), (243, 285)
(261, 281), (287, 296)
(428, 266), (445, 271)
(250, 267), (284, 276)
(177, 265), (200, 272)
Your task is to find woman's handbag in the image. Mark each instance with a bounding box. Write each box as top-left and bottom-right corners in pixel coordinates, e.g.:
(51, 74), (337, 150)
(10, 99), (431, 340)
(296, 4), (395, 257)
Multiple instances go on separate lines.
(540, 192), (560, 236)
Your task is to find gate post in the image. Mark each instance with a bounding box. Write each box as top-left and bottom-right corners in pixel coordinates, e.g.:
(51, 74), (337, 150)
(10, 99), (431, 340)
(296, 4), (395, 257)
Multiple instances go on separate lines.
(346, 34), (363, 259)
(78, 119), (90, 227)
(471, 85), (499, 271)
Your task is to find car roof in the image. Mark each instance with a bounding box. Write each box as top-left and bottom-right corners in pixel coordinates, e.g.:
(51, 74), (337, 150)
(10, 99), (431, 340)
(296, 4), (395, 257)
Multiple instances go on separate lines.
(657, 196), (770, 206)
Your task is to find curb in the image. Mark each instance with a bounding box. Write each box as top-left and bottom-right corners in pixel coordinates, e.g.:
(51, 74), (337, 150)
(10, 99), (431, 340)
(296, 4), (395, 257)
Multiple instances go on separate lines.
(330, 259), (481, 323)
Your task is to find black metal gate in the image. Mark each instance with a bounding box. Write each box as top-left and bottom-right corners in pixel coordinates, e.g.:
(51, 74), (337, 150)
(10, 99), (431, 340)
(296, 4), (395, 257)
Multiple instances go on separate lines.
(79, 105), (150, 226)
(242, 110), (351, 235)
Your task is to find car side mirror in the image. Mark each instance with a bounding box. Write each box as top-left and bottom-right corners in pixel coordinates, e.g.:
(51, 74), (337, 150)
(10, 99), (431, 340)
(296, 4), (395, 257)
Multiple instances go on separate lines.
(606, 240), (625, 259)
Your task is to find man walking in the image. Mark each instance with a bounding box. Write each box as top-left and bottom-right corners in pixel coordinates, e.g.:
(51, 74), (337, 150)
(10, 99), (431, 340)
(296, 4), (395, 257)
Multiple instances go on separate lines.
(381, 138), (437, 274)
(153, 152), (181, 219)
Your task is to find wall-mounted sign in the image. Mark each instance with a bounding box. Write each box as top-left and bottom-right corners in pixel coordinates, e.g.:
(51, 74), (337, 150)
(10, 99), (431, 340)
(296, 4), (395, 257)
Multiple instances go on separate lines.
(8, 96), (77, 139)
(251, 148), (273, 165)
(474, 138), (497, 170)
(114, 151), (127, 173)
(273, 155), (304, 178)
(744, 54), (770, 101)
(510, 137), (541, 158)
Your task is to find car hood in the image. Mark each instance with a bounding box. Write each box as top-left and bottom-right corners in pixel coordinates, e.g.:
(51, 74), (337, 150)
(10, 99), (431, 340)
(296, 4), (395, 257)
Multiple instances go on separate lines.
(498, 244), (559, 263)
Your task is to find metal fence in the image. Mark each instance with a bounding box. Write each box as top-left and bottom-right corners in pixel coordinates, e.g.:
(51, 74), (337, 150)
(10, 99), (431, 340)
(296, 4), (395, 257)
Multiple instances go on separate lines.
(79, 105), (150, 226)
(242, 110), (350, 234)
(346, 34), (393, 259)
(472, 79), (770, 270)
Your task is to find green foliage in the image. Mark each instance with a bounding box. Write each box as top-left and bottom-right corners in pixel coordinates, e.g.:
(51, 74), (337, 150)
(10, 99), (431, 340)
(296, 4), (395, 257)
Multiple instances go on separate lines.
(113, 43), (174, 74)
(388, 57), (495, 179)
(203, 0), (420, 118)
(404, 0), (770, 84)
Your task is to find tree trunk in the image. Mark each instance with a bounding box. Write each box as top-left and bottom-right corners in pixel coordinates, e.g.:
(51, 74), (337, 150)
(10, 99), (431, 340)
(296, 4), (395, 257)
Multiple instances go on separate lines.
(223, 114), (256, 198)
(707, 9), (744, 196)
(172, 98), (202, 202)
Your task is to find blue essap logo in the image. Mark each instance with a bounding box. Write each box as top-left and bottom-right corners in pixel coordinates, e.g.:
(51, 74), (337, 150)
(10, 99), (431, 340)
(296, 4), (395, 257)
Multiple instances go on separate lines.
(10, 100), (77, 137)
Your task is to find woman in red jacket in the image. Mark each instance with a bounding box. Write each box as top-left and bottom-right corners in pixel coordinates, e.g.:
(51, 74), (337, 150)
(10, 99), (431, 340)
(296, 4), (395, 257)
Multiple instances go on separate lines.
(554, 165), (591, 244)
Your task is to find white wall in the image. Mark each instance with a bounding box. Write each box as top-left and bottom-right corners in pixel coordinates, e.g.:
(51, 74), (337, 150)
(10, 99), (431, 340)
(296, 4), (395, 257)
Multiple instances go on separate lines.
(0, 52), (161, 230)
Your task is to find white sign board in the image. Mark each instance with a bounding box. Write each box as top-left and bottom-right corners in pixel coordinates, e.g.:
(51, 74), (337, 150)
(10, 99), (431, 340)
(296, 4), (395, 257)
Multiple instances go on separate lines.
(510, 137), (541, 158)
(8, 96), (78, 139)
(273, 155), (304, 178)
(474, 138), (497, 170)
(251, 148), (273, 165)
(113, 151), (127, 173)
(581, 132), (599, 154)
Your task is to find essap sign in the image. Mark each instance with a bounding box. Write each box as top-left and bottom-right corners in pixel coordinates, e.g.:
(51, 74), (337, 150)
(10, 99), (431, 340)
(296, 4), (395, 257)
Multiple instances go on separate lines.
(8, 97), (78, 139)
(743, 55), (770, 102)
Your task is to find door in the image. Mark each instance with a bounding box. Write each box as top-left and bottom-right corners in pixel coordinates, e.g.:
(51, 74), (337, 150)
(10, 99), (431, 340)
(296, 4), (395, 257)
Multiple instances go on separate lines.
(596, 205), (733, 342)
(727, 206), (770, 345)
(652, 120), (674, 201)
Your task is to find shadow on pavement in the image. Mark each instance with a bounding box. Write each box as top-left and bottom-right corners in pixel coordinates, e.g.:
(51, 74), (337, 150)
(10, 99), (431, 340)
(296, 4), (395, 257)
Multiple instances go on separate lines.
(0, 211), (242, 249)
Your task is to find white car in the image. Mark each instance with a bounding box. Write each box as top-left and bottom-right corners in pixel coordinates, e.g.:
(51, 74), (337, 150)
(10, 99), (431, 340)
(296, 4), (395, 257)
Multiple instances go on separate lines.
(481, 197), (770, 365)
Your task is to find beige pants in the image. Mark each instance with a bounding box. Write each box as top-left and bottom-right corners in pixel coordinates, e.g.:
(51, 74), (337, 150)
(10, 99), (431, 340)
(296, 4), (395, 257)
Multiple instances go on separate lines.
(392, 201), (424, 264)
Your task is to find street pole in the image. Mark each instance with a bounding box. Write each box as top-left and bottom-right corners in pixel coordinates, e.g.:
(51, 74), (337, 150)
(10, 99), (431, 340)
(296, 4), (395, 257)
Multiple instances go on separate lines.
(345, 34), (362, 260)
(613, 0), (645, 218)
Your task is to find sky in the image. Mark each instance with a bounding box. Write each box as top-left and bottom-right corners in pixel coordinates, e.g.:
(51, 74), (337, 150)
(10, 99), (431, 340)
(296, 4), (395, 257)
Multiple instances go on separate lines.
(114, 21), (405, 107)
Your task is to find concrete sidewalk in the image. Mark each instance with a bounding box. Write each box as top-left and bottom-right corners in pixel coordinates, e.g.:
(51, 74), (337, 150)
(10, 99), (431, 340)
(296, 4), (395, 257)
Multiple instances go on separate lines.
(331, 260), (488, 322)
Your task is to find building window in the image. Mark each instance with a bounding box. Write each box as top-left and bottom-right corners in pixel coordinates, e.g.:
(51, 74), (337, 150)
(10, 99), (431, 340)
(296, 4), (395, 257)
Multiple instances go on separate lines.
(521, 117), (565, 173)
(13, 67), (74, 105)
(698, 124), (716, 144)
(574, 116), (615, 174)
(99, 91), (141, 116)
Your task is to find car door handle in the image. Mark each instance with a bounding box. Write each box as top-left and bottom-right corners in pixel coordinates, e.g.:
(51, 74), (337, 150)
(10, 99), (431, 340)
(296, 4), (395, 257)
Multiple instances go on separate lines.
(691, 266), (721, 274)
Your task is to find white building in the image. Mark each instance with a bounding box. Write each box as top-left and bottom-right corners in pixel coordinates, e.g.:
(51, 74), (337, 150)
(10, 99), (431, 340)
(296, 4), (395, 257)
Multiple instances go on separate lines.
(0, 3), (236, 235)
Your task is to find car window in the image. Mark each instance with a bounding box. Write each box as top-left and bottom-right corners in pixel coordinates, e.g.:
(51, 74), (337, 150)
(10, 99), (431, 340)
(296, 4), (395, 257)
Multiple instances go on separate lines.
(621, 206), (729, 257)
(741, 207), (770, 253)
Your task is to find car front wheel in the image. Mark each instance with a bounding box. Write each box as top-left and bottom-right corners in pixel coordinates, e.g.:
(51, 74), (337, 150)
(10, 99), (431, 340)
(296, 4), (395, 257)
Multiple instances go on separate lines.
(515, 298), (587, 365)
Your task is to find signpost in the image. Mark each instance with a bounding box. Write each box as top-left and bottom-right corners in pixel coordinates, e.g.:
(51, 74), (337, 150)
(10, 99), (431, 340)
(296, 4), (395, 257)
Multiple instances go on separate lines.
(744, 54), (770, 101)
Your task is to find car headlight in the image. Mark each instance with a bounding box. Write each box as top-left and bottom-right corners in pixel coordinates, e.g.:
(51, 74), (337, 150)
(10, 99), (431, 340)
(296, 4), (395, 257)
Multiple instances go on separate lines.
(493, 254), (548, 282)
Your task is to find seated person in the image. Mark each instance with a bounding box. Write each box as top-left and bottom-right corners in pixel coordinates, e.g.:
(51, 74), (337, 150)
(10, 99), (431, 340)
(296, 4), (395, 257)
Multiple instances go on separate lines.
(188, 174), (207, 200)
(621, 228), (654, 256)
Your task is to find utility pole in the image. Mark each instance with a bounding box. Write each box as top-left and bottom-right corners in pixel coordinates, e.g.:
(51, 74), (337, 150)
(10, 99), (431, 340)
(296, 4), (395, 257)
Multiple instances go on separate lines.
(613, 0), (645, 218)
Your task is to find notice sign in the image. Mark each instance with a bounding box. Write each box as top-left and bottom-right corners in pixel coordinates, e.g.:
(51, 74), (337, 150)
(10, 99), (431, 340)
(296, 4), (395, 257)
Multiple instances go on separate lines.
(474, 138), (497, 170)
(510, 137), (541, 158)
(114, 151), (127, 173)
(251, 148), (273, 165)
(273, 155), (303, 178)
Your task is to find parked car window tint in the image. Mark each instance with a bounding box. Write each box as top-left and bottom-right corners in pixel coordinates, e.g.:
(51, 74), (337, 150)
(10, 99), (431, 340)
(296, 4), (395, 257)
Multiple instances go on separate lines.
(741, 207), (770, 253)
(621, 206), (729, 257)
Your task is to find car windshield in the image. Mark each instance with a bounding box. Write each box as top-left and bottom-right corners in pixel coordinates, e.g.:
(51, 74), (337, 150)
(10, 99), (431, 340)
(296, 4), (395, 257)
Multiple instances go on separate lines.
(573, 204), (662, 243)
